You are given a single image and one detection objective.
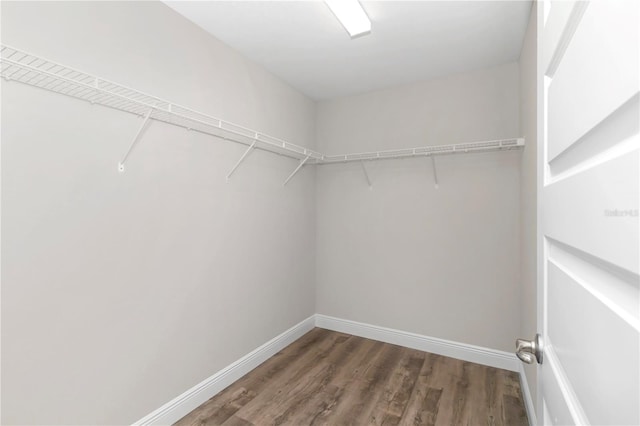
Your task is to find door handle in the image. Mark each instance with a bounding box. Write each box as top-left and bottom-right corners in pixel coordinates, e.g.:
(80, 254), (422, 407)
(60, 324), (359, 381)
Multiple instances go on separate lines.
(515, 334), (543, 364)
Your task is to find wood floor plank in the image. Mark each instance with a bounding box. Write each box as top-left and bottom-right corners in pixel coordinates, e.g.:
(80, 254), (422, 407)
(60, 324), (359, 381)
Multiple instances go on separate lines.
(175, 328), (338, 426)
(450, 361), (471, 425)
(502, 394), (528, 426)
(173, 329), (530, 426)
(319, 342), (406, 424)
(367, 348), (425, 426)
(401, 352), (444, 425)
(284, 338), (383, 426)
(499, 371), (528, 426)
(417, 354), (465, 424)
(231, 333), (361, 424)
(221, 415), (255, 426)
(184, 388), (257, 426)
(419, 387), (443, 425)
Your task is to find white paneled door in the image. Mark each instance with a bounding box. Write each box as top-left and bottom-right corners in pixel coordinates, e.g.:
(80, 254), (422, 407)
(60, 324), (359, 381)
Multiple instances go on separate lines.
(537, 0), (639, 424)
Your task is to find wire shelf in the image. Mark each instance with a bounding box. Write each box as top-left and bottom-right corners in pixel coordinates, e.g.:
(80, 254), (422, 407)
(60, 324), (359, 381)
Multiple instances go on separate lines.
(0, 44), (323, 161)
(1, 44), (524, 173)
(317, 138), (524, 164)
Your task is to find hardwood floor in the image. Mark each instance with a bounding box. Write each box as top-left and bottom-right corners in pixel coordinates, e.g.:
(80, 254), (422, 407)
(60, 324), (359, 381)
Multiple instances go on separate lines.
(174, 328), (528, 426)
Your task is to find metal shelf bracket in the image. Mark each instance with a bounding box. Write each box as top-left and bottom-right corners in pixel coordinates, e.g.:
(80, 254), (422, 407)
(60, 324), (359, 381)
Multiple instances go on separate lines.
(118, 109), (153, 173)
(226, 138), (257, 181)
(283, 155), (310, 186)
(430, 156), (439, 189)
(360, 160), (373, 190)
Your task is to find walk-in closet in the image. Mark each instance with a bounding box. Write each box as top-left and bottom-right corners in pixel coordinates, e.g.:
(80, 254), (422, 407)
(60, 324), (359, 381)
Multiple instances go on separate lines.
(1, 1), (638, 425)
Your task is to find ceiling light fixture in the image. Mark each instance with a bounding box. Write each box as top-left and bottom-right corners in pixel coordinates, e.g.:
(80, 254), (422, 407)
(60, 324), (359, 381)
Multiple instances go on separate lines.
(324, 0), (371, 38)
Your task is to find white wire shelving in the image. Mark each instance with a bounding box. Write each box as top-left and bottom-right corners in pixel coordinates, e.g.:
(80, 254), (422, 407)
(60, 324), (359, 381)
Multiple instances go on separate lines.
(0, 44), (524, 186)
(0, 44), (322, 181)
(317, 138), (524, 164)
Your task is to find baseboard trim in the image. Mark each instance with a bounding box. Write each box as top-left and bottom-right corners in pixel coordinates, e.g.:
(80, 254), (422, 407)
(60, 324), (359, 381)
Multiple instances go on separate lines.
(135, 314), (527, 425)
(133, 315), (316, 426)
(315, 315), (539, 422)
(518, 364), (538, 426)
(314, 314), (520, 372)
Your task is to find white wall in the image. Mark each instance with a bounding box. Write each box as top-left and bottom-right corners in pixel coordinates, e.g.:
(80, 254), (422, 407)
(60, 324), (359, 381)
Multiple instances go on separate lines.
(2, 2), (534, 423)
(315, 63), (522, 352)
(519, 3), (538, 412)
(1, 2), (316, 424)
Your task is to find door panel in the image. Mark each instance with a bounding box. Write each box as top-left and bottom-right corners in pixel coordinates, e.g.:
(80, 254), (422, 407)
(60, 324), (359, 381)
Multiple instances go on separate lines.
(547, 0), (639, 161)
(543, 150), (639, 274)
(547, 261), (639, 425)
(541, 349), (586, 425)
(543, 1), (580, 74)
(539, 1), (640, 424)
(548, 94), (638, 180)
(548, 240), (639, 326)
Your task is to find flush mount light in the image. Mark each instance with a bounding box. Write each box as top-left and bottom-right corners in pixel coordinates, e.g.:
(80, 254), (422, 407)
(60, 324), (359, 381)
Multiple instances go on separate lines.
(324, 0), (371, 38)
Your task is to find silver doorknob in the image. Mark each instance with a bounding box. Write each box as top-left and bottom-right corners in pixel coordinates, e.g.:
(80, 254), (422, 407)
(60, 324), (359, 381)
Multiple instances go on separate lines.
(515, 334), (543, 364)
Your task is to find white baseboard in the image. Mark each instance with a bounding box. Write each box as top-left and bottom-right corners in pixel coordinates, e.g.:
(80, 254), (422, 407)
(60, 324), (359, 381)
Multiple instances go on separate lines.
(519, 364), (538, 426)
(135, 314), (531, 425)
(315, 315), (540, 424)
(133, 315), (316, 426)
(314, 314), (520, 372)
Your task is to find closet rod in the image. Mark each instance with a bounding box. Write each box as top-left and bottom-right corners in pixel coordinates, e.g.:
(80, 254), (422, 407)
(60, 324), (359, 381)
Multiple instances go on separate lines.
(1, 44), (525, 174)
(0, 44), (323, 166)
(312, 138), (524, 165)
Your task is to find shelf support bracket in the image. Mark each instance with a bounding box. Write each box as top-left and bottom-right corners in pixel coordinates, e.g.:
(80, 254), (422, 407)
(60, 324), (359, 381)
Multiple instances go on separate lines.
(118, 109), (153, 172)
(430, 156), (439, 189)
(360, 160), (372, 190)
(283, 155), (310, 186)
(226, 140), (257, 181)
